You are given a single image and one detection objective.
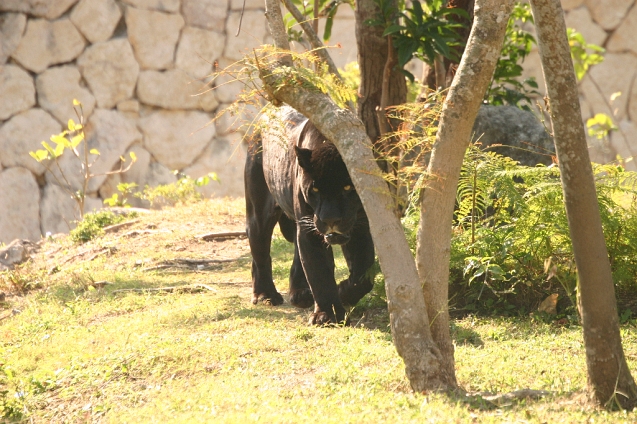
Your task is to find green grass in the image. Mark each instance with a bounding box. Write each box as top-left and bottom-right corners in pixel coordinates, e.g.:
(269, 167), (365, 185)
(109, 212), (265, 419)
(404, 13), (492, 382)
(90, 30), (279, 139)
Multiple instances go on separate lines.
(1, 199), (637, 422)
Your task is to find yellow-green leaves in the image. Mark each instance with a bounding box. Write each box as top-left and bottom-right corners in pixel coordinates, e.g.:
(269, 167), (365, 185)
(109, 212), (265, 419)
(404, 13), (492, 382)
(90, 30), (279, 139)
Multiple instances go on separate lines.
(587, 112), (618, 140)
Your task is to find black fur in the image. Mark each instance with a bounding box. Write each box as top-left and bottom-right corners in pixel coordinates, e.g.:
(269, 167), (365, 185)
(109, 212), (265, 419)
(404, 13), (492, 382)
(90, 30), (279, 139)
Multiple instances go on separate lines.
(244, 107), (375, 325)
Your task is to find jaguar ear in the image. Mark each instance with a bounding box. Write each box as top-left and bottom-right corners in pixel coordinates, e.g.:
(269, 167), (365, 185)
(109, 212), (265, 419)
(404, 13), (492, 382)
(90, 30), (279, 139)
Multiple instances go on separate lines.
(295, 146), (313, 171)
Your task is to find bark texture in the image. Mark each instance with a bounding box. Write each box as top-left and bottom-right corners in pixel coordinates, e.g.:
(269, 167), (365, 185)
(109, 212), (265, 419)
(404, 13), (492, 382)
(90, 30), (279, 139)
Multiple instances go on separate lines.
(262, 0), (455, 392)
(417, 0), (513, 383)
(530, 0), (637, 409)
(355, 0), (407, 146)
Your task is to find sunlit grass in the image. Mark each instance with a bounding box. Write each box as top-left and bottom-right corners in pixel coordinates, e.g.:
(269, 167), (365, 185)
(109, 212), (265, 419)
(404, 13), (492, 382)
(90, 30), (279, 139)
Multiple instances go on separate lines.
(1, 199), (637, 422)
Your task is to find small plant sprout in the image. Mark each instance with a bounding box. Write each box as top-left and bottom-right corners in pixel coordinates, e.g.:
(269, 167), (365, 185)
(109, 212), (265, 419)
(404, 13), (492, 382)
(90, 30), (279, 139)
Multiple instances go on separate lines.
(29, 99), (137, 219)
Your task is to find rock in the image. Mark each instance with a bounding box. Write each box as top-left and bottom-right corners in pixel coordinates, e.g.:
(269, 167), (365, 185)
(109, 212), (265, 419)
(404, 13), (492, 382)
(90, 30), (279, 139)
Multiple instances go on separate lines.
(120, 0), (180, 12)
(117, 100), (140, 113)
(70, 0), (122, 43)
(565, 6), (607, 48)
(137, 69), (219, 110)
(588, 53), (637, 121)
(0, 0), (79, 20)
(125, 7), (184, 70)
(36, 65), (96, 124)
(230, 0), (264, 9)
(176, 26), (226, 79)
(0, 239), (33, 271)
(223, 10), (268, 61)
(471, 105), (554, 166)
(11, 18), (86, 74)
(139, 110), (216, 170)
(0, 13), (26, 64)
(46, 109), (142, 193)
(562, 0), (584, 11)
(584, 0), (634, 30)
(213, 58), (244, 104)
(0, 109), (62, 176)
(0, 167), (41, 244)
(40, 183), (103, 235)
(579, 74), (614, 119)
(182, 0), (228, 31)
(77, 39), (139, 108)
(607, 4), (637, 54)
(0, 64), (35, 121)
(182, 137), (246, 198)
(214, 103), (258, 135)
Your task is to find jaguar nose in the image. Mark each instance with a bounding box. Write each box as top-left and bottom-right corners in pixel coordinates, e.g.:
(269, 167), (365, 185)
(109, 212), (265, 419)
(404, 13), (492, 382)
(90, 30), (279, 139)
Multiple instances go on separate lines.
(323, 217), (342, 230)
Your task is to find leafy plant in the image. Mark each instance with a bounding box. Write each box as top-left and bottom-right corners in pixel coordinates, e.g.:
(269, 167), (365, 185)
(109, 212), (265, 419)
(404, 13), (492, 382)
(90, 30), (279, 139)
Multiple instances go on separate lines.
(372, 0), (468, 81)
(568, 27), (605, 81)
(69, 210), (132, 244)
(486, 2), (539, 110)
(447, 145), (637, 316)
(283, 0), (353, 43)
(103, 182), (139, 208)
(29, 100), (136, 218)
(136, 172), (219, 209)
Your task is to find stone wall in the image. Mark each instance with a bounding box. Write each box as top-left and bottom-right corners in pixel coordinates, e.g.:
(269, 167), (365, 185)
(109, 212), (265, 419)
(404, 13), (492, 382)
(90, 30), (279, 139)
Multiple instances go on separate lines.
(0, 0), (635, 243)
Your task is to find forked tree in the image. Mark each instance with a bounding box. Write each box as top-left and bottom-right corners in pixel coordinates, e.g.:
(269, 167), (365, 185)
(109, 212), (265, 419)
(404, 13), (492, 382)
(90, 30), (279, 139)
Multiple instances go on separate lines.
(258, 0), (636, 407)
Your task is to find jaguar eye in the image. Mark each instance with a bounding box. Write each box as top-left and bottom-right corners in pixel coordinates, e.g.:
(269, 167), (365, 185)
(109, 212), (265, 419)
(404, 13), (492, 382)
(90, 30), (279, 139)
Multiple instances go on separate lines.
(343, 185), (352, 191)
(312, 187), (319, 193)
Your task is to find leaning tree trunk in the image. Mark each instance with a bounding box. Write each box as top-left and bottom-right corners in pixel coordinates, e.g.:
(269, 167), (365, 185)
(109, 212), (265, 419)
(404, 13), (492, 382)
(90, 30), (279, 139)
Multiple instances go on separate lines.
(530, 0), (637, 409)
(417, 0), (513, 382)
(262, 0), (456, 393)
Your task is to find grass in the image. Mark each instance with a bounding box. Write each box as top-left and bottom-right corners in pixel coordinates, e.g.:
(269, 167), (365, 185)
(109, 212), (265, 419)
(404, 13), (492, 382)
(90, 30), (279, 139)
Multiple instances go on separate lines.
(1, 198), (637, 422)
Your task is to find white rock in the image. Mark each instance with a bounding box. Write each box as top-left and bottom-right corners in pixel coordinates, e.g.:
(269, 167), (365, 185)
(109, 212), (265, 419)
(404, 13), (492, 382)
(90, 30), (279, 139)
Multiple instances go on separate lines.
(607, 5), (637, 54)
(125, 7), (184, 70)
(182, 138), (246, 198)
(139, 110), (216, 170)
(565, 6), (607, 48)
(46, 109), (142, 193)
(588, 53), (637, 121)
(0, 65), (35, 121)
(121, 0), (180, 12)
(214, 103), (259, 135)
(0, 109), (62, 176)
(176, 26), (226, 79)
(0, 13), (26, 64)
(0, 167), (41, 244)
(182, 0), (228, 31)
(584, 0), (634, 30)
(230, 0), (264, 9)
(0, 0), (79, 20)
(146, 161), (178, 187)
(137, 69), (219, 110)
(40, 183), (84, 235)
(77, 39), (139, 108)
(11, 18), (86, 74)
(36, 65), (96, 124)
(562, 0), (584, 11)
(70, 0), (122, 43)
(117, 99), (140, 113)
(224, 10), (268, 61)
(579, 74), (613, 120)
(213, 57), (244, 103)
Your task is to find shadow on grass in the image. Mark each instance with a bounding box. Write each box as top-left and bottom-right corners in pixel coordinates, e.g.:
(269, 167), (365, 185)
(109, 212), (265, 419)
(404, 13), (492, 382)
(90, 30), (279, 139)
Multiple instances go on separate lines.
(449, 387), (553, 411)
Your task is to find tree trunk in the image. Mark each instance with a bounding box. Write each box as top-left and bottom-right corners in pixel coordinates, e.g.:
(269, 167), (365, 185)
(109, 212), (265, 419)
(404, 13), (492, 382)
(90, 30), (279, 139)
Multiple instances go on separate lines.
(417, 0), (513, 383)
(530, 0), (637, 409)
(262, 0), (456, 392)
(355, 0), (407, 146)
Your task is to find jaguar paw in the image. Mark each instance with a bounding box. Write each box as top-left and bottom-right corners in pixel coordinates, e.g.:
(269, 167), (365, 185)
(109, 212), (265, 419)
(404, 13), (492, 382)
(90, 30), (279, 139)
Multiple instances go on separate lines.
(252, 291), (284, 306)
(289, 288), (314, 309)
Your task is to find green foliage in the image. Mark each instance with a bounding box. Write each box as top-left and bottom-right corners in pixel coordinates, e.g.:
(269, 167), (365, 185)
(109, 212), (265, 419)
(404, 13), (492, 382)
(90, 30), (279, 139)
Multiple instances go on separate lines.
(446, 145), (637, 315)
(371, 0), (468, 81)
(69, 210), (131, 244)
(103, 183), (139, 207)
(486, 3), (539, 110)
(587, 111), (619, 140)
(568, 28), (605, 81)
(283, 0), (353, 43)
(136, 172), (219, 208)
(29, 100), (136, 218)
